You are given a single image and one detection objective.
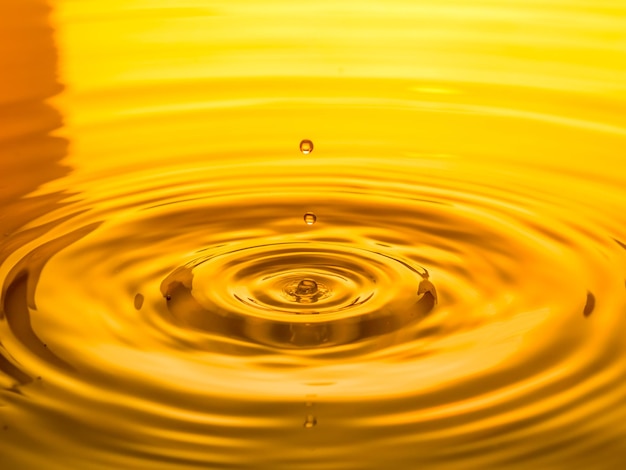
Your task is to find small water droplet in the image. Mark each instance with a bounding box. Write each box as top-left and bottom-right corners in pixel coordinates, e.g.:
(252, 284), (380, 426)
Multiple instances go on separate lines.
(134, 293), (144, 310)
(299, 139), (314, 155)
(303, 414), (317, 428)
(165, 294), (171, 301)
(583, 291), (595, 317)
(304, 212), (317, 225)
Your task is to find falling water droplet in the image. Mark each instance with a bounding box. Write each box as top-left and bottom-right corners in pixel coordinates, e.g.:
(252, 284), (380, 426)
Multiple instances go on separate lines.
(134, 293), (144, 310)
(299, 139), (314, 155)
(304, 212), (317, 225)
(303, 414), (317, 428)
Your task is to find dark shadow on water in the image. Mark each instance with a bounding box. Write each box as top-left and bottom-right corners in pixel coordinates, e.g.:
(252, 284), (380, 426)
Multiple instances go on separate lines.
(0, 221), (103, 381)
(3, 271), (73, 373)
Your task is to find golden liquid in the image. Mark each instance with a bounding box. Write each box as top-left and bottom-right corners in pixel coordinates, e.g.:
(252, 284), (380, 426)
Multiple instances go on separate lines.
(2, 1), (626, 468)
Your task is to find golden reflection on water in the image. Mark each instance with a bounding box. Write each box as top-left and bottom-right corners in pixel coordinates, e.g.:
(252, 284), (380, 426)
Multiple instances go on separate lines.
(1, 1), (626, 469)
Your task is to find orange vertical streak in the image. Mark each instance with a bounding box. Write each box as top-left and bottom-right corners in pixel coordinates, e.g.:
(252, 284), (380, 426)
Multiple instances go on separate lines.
(0, 0), (69, 233)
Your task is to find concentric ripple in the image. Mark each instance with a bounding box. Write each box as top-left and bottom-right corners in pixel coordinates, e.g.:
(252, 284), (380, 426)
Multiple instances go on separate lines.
(2, 1), (626, 469)
(2, 143), (626, 468)
(159, 240), (431, 348)
(190, 242), (394, 317)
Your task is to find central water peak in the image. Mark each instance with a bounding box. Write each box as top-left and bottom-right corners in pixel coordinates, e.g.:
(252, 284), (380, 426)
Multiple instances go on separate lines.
(284, 277), (330, 305)
(295, 279), (318, 295)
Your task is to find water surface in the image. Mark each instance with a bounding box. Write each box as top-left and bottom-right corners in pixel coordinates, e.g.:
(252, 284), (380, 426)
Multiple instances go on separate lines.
(1, 1), (626, 469)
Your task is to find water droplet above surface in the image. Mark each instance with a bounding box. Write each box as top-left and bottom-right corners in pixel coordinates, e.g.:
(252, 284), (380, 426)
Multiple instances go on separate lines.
(303, 212), (317, 225)
(299, 139), (314, 155)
